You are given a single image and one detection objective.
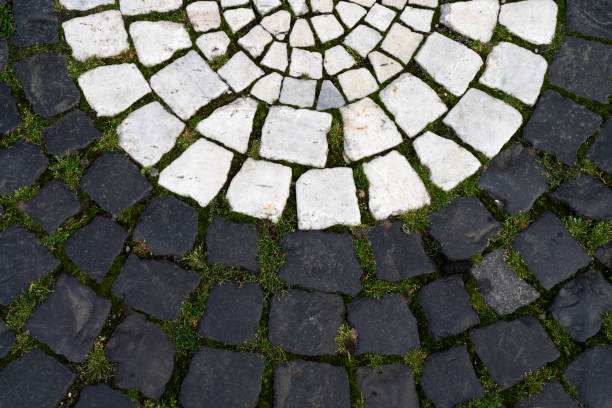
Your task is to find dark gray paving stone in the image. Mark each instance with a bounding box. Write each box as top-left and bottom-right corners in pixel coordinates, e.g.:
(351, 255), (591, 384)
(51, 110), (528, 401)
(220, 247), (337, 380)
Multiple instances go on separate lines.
(317, 80), (345, 111)
(11, 0), (59, 47)
(112, 254), (200, 321)
(515, 382), (580, 408)
(279, 231), (362, 296)
(24, 179), (81, 233)
(179, 348), (265, 408)
(269, 289), (345, 355)
(421, 344), (485, 408)
(105, 313), (175, 399)
(418, 275), (480, 341)
(274, 360), (351, 408)
(43, 110), (102, 157)
(471, 248), (539, 316)
(429, 197), (501, 261)
(206, 215), (259, 272)
(24, 274), (110, 363)
(0, 225), (59, 305)
(347, 293), (420, 355)
(0, 83), (21, 134)
(13, 53), (79, 117)
(470, 316), (560, 389)
(549, 269), (612, 342)
(0, 349), (74, 407)
(441, 261), (472, 276)
(357, 364), (419, 408)
(0, 39), (6, 73)
(595, 241), (612, 269)
(566, 0), (612, 40)
(65, 216), (128, 282)
(587, 120), (612, 174)
(133, 196), (198, 257)
(80, 152), (152, 216)
(368, 221), (436, 282)
(551, 174), (612, 221)
(565, 344), (612, 408)
(0, 139), (47, 195)
(75, 384), (137, 408)
(197, 281), (263, 345)
(548, 36), (612, 104)
(478, 144), (548, 215)
(511, 211), (590, 290)
(0, 320), (15, 359)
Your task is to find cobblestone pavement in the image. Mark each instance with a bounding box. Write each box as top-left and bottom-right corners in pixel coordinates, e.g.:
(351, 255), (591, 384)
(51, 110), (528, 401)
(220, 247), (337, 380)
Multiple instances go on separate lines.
(0, 0), (611, 407)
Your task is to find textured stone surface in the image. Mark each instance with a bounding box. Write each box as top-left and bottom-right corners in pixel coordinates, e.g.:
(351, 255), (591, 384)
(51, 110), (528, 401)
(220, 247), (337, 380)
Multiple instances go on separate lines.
(0, 140), (48, 195)
(380, 23), (422, 64)
(289, 18), (315, 47)
(440, 0), (499, 42)
(289, 48), (322, 79)
(0, 84), (21, 134)
(364, 3), (395, 31)
(59, 0), (114, 10)
(357, 365), (419, 408)
(251, 73), (282, 103)
(587, 120), (612, 174)
(338, 68), (378, 101)
(368, 51), (402, 83)
(206, 215), (260, 272)
(261, 41), (288, 71)
(0, 40), (7, 74)
(343, 24), (382, 57)
(44, 110), (102, 157)
(130, 21), (192, 66)
(316, 80), (345, 111)
(63, 11), (129, 62)
(565, 345), (612, 408)
(196, 31), (230, 60)
(336, 1), (366, 29)
(0, 320), (15, 359)
(239, 25), (273, 57)
(311, 14), (345, 43)
(75, 384), (137, 408)
(224, 8), (256, 32)
(515, 382), (579, 408)
(499, 0), (558, 44)
(566, 0), (612, 40)
(24, 180), (80, 233)
(187, 1), (221, 32)
(218, 51), (264, 92)
(11, 0), (59, 47)
(279, 77), (317, 107)
(261, 10), (291, 38)
(551, 175), (612, 221)
(595, 241), (612, 269)
(119, 0), (182, 15)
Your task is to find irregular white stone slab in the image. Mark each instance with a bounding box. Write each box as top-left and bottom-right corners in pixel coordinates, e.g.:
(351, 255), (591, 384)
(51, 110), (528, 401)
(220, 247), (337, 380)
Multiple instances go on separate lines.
(279, 77), (317, 107)
(440, 0), (500, 42)
(221, 0), (249, 7)
(261, 10), (291, 38)
(63, 10), (129, 62)
(348, 0), (375, 8)
(288, 0), (308, 16)
(159, 139), (234, 207)
(260, 105), (331, 167)
(261, 41), (288, 71)
(296, 168), (360, 230)
(254, 0), (281, 15)
(340, 97), (402, 161)
(60, 0), (113, 11)
(382, 0), (406, 9)
(187, 1), (221, 32)
(226, 158), (292, 222)
(130, 21), (191, 67)
(289, 49), (323, 79)
(364, 3), (396, 31)
(311, 0), (334, 13)
(364, 150), (430, 220)
(399, 6), (434, 32)
(443, 88), (522, 158)
(338, 68), (378, 101)
(316, 80), (346, 111)
(238, 25), (273, 57)
(120, 0), (182, 15)
(324, 45), (355, 75)
(251, 73), (282, 103)
(78, 64), (150, 117)
(343, 24), (381, 57)
(196, 32), (230, 61)
(413, 131), (481, 191)
(223, 8), (256, 32)
(368, 51), (402, 83)
(409, 0), (437, 7)
(118, 102), (185, 167)
(217, 51), (264, 92)
(479, 42), (547, 105)
(380, 23), (422, 64)
(380, 73), (448, 137)
(336, 1), (366, 29)
(289, 18), (316, 47)
(499, 0), (557, 44)
(415, 32), (483, 96)
(311, 14), (345, 43)
(150, 50), (228, 120)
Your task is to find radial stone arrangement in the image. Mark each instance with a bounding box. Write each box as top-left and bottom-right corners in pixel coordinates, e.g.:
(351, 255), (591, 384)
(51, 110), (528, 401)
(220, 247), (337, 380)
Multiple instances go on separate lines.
(0, 0), (611, 407)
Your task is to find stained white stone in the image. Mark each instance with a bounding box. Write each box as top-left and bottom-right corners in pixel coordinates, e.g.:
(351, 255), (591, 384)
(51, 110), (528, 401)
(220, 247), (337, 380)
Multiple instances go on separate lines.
(311, 0), (334, 13)
(260, 105), (331, 167)
(440, 0), (500, 42)
(251, 73), (283, 103)
(289, 49), (323, 79)
(261, 10), (291, 38)
(221, 0), (249, 8)
(150, 51), (228, 120)
(409, 0), (437, 7)
(196, 31), (230, 60)
(78, 64), (151, 117)
(218, 51), (265, 92)
(368, 51), (402, 83)
(399, 6), (434, 32)
(60, 0), (113, 11)
(289, 18), (316, 47)
(364, 150), (430, 220)
(63, 10), (129, 62)
(380, 73), (447, 137)
(118, 102), (185, 167)
(338, 68), (378, 101)
(159, 139), (234, 207)
(335, 1), (366, 29)
(223, 8), (256, 32)
(364, 3), (396, 31)
(196, 97), (259, 153)
(443, 88), (522, 158)
(479, 42), (547, 105)
(380, 23), (422, 64)
(340, 97), (402, 161)
(119, 0), (182, 15)
(130, 21), (191, 67)
(261, 41), (288, 71)
(348, 0), (376, 8)
(413, 131), (481, 191)
(382, 0), (406, 10)
(226, 158), (292, 222)
(415, 32), (483, 96)
(311, 14), (345, 43)
(499, 0), (557, 44)
(279, 77), (317, 107)
(343, 24), (381, 57)
(238, 25), (273, 57)
(187, 1), (221, 32)
(288, 0), (308, 15)
(323, 46), (355, 75)
(296, 168), (360, 230)
(254, 0), (281, 15)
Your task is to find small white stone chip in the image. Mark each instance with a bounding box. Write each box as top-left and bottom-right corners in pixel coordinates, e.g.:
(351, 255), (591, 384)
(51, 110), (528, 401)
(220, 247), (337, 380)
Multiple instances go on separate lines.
(223, 8), (256, 32)
(368, 51), (402, 83)
(289, 49), (323, 79)
(399, 6), (434, 32)
(238, 25), (273, 57)
(311, 14), (345, 43)
(187, 1), (221, 32)
(335, 1), (366, 29)
(217, 51), (265, 92)
(261, 41), (288, 71)
(380, 23), (423, 64)
(196, 31), (230, 60)
(338, 68), (378, 101)
(130, 21), (192, 67)
(120, 0), (182, 15)
(440, 0), (500, 42)
(499, 0), (557, 45)
(60, 0), (114, 11)
(63, 10), (129, 62)
(289, 18), (316, 47)
(364, 3), (396, 31)
(343, 24), (382, 57)
(324, 46), (356, 75)
(279, 77), (317, 107)
(251, 73), (283, 103)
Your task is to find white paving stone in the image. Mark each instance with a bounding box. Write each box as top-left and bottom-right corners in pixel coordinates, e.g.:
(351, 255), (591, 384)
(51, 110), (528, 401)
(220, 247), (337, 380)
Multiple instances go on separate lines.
(254, 0), (281, 15)
(382, 0), (406, 10)
(399, 6), (434, 32)
(363, 150), (430, 219)
(316, 80), (346, 110)
(238, 25), (273, 57)
(443, 88), (522, 158)
(348, 0), (376, 8)
(251, 73), (282, 103)
(150, 50), (228, 120)
(261, 41), (288, 71)
(336, 1), (366, 29)
(324, 45), (355, 75)
(261, 10), (291, 39)
(340, 97), (402, 161)
(415, 32), (483, 96)
(223, 8), (256, 32)
(296, 168), (361, 230)
(311, 14), (345, 43)
(119, 0), (182, 15)
(380, 23), (422, 64)
(364, 3), (396, 31)
(159, 139), (234, 207)
(413, 131), (481, 191)
(479, 42), (547, 105)
(409, 0), (437, 7)
(260, 106), (331, 167)
(118, 102), (185, 167)
(63, 10), (129, 62)
(368, 51), (402, 83)
(217, 51), (265, 92)
(338, 68), (378, 101)
(187, 1), (221, 32)
(130, 21), (191, 67)
(221, 0), (249, 7)
(289, 49), (323, 79)
(279, 77), (317, 107)
(311, 0), (334, 13)
(288, 0), (308, 16)
(499, 0), (557, 44)
(60, 0), (113, 11)
(380, 73), (447, 137)
(226, 158), (292, 222)
(343, 24), (381, 57)
(196, 97), (259, 153)
(196, 31), (230, 60)
(78, 64), (150, 117)
(289, 18), (316, 47)
(440, 0), (500, 42)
